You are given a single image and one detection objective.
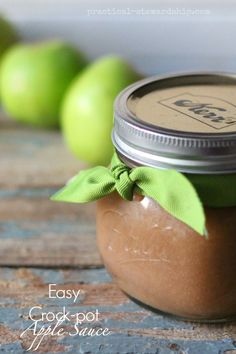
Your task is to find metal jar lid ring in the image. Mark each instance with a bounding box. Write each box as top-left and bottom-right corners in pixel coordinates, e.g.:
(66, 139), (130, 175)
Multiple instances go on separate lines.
(113, 72), (236, 174)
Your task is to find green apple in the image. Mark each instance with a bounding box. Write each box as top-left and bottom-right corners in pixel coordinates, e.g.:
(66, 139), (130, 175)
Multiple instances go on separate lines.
(61, 55), (142, 166)
(0, 16), (18, 100)
(0, 16), (18, 61)
(0, 40), (87, 128)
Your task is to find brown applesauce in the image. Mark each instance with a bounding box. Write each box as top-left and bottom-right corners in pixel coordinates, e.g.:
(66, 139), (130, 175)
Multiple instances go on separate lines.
(96, 192), (236, 321)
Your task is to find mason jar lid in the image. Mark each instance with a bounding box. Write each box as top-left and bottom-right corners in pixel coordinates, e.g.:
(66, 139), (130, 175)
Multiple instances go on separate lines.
(113, 72), (236, 174)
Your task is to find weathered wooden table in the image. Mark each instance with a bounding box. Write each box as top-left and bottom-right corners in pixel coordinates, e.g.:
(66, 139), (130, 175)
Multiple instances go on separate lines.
(0, 116), (236, 354)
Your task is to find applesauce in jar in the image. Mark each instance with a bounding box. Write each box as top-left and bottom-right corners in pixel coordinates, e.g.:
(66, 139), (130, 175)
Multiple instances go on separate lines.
(97, 193), (236, 321)
(96, 73), (236, 321)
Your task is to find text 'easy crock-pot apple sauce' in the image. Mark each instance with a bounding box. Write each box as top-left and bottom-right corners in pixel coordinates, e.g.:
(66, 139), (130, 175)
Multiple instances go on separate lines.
(97, 73), (236, 321)
(52, 73), (236, 322)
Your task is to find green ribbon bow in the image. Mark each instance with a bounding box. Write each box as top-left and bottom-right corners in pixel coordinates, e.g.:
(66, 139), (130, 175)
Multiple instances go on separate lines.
(52, 153), (206, 236)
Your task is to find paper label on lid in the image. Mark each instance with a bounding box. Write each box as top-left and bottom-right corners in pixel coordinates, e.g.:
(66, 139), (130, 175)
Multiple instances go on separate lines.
(159, 93), (236, 130)
(129, 84), (236, 133)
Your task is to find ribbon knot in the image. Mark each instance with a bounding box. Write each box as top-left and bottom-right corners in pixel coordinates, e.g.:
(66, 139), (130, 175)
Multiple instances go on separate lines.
(51, 153), (206, 236)
(110, 161), (134, 200)
(110, 161), (130, 180)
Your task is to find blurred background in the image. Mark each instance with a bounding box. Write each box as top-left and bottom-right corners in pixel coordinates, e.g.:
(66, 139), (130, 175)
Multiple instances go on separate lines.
(1, 0), (236, 168)
(1, 0), (236, 75)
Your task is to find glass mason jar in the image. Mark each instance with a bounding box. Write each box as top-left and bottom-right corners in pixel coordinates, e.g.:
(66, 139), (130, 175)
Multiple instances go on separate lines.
(96, 73), (236, 322)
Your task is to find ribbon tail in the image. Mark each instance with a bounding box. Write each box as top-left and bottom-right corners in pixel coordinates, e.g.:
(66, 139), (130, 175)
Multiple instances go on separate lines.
(51, 166), (116, 203)
(131, 167), (206, 236)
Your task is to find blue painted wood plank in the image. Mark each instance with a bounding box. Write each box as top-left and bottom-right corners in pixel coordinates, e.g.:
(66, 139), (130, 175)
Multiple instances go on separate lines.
(0, 118), (236, 353)
(0, 185), (98, 267)
(0, 268), (235, 353)
(0, 118), (83, 189)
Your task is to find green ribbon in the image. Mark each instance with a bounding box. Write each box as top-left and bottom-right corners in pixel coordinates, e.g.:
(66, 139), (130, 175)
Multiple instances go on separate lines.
(187, 173), (236, 207)
(52, 153), (206, 236)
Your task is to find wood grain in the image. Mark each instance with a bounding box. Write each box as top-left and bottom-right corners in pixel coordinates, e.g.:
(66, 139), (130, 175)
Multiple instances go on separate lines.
(0, 117), (85, 189)
(0, 117), (101, 267)
(0, 267), (235, 354)
(1, 116), (236, 353)
(0, 193), (101, 267)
